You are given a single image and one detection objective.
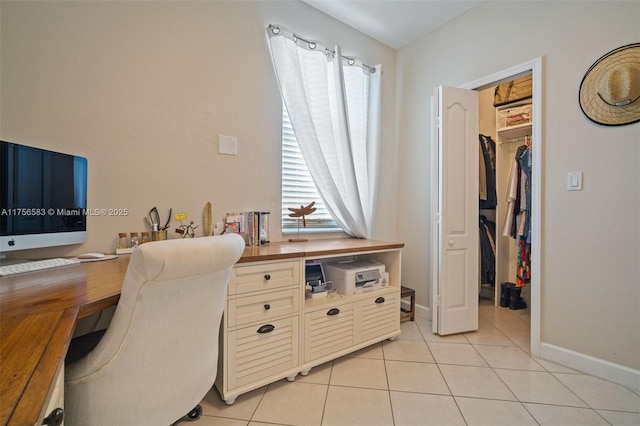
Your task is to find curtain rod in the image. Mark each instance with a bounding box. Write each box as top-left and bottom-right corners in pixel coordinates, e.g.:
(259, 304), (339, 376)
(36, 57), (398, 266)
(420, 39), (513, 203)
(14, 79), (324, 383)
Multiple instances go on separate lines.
(268, 24), (377, 74)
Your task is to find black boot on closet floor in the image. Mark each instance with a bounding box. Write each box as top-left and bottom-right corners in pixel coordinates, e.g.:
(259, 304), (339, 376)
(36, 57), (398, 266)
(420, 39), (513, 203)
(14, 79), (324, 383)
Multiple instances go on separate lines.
(509, 286), (527, 310)
(500, 282), (514, 307)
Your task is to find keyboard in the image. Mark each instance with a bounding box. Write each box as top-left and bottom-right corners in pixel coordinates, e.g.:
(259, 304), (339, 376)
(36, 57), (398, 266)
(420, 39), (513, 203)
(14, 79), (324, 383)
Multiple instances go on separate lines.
(0, 258), (82, 277)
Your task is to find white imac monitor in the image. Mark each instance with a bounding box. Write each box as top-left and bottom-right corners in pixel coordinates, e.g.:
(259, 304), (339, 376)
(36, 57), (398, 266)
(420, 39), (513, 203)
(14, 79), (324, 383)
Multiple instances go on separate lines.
(0, 141), (88, 257)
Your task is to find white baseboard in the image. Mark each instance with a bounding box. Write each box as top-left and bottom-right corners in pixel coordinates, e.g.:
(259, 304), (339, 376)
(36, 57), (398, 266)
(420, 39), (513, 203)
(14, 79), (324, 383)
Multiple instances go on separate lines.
(400, 299), (430, 320)
(415, 303), (429, 320)
(540, 342), (640, 392)
(401, 300), (640, 393)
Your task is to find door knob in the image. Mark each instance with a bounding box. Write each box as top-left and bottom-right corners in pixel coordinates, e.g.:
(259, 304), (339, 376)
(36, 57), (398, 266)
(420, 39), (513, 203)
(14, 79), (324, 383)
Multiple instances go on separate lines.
(448, 240), (454, 246)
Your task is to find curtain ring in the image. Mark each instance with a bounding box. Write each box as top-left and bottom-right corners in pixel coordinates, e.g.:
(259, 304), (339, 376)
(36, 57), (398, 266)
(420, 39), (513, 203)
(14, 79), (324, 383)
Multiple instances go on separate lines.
(270, 25), (280, 35)
(348, 58), (355, 66)
(309, 42), (316, 49)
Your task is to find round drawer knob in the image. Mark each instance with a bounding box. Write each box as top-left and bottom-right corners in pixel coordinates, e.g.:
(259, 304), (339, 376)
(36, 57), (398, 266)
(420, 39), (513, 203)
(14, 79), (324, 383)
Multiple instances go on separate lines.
(264, 304), (271, 310)
(264, 274), (271, 281)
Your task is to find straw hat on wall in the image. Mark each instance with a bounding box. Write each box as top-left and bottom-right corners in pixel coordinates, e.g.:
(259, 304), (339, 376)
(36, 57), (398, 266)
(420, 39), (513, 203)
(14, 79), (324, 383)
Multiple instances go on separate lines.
(579, 43), (640, 126)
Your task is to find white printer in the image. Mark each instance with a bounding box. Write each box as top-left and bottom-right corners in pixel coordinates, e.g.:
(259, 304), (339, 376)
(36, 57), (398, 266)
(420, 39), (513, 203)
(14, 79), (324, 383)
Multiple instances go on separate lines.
(323, 259), (387, 295)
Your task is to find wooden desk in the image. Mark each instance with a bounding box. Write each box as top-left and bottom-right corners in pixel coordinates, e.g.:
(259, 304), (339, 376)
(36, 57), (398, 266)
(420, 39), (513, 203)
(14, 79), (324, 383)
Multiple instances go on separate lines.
(1, 255), (130, 426)
(0, 239), (403, 426)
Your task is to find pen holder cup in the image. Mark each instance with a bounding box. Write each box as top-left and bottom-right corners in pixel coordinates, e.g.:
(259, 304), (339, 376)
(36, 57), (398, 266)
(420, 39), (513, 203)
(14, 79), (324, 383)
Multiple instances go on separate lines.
(152, 230), (167, 241)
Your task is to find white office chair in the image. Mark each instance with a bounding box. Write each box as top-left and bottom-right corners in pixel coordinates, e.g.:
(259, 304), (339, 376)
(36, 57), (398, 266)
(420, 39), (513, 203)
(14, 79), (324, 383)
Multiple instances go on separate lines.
(64, 234), (245, 426)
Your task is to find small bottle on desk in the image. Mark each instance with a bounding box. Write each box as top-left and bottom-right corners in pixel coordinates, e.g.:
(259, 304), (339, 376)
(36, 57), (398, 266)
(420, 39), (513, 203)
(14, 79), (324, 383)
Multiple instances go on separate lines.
(118, 233), (129, 249)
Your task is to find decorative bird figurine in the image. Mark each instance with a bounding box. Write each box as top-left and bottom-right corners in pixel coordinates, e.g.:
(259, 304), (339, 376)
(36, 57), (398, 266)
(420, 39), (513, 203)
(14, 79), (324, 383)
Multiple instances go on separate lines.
(288, 201), (316, 228)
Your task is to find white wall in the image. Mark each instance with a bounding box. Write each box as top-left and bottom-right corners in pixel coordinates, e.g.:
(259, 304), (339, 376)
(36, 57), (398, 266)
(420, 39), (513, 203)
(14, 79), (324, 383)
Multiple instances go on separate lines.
(396, 1), (639, 371)
(0, 0), (397, 258)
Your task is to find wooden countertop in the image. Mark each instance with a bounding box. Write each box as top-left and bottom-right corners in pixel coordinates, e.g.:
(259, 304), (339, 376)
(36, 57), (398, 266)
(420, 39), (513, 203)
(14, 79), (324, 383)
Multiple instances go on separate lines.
(0, 238), (403, 425)
(238, 239), (404, 263)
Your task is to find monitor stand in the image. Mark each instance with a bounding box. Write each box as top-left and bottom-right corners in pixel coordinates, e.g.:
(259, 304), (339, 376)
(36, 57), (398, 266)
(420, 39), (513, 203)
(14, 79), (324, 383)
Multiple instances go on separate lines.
(0, 253), (29, 266)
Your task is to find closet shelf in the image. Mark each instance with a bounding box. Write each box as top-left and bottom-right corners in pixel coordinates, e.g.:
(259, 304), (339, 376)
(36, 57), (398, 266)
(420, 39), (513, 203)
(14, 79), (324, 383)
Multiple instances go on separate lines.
(497, 123), (532, 143)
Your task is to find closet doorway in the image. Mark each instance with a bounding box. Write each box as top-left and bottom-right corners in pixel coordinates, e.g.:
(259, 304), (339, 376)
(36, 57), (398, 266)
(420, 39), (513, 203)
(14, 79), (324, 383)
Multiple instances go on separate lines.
(431, 57), (542, 357)
(479, 78), (533, 308)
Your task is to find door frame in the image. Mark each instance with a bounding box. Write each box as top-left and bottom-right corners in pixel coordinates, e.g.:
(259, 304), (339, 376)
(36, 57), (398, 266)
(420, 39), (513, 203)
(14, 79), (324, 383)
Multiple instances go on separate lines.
(460, 57), (543, 357)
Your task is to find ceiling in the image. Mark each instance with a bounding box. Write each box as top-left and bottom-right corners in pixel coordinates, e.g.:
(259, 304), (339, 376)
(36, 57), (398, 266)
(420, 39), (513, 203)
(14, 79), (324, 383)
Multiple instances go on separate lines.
(301, 0), (481, 49)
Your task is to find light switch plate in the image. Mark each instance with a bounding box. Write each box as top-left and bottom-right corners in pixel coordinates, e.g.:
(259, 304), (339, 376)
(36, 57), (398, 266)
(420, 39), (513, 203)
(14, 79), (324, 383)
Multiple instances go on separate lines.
(218, 135), (237, 155)
(567, 171), (583, 191)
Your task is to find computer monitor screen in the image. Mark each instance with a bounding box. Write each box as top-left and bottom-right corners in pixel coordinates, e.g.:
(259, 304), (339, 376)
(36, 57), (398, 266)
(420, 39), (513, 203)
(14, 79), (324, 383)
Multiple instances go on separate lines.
(0, 141), (88, 253)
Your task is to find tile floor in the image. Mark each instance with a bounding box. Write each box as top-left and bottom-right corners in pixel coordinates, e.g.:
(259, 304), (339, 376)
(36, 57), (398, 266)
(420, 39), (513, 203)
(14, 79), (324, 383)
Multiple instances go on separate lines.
(195, 300), (640, 425)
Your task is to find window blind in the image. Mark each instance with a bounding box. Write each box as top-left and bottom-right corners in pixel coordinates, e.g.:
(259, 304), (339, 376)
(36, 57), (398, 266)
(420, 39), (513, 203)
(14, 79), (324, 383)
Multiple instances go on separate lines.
(281, 105), (340, 232)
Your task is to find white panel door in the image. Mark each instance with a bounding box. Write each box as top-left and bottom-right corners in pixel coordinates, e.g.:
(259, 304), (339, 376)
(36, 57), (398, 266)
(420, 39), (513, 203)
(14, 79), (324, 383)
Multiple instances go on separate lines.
(432, 85), (479, 335)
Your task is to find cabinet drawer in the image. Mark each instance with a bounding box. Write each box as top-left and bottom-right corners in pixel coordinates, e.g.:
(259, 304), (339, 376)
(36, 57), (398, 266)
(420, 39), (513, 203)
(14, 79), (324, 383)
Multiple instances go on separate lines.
(227, 316), (299, 389)
(304, 303), (355, 363)
(227, 288), (300, 328)
(361, 291), (399, 342)
(230, 260), (300, 295)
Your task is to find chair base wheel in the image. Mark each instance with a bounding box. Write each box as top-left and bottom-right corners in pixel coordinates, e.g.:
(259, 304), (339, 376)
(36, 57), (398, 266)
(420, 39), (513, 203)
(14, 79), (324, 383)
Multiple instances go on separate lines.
(175, 405), (202, 423)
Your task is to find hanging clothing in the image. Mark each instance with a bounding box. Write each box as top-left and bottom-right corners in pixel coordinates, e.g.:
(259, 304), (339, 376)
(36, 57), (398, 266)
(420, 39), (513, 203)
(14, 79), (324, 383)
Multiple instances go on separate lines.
(502, 144), (528, 239)
(479, 135), (497, 209)
(518, 146), (533, 243)
(500, 142), (532, 287)
(501, 158), (519, 237)
(479, 146), (487, 201)
(515, 237), (531, 287)
(479, 215), (496, 285)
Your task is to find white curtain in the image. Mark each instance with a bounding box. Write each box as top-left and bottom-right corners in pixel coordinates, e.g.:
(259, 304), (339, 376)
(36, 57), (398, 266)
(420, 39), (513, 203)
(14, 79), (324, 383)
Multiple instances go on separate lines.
(267, 25), (382, 239)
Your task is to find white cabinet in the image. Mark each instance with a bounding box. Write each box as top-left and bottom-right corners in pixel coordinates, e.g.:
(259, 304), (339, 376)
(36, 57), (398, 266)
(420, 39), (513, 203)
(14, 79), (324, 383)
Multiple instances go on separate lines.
(303, 287), (399, 364)
(216, 259), (301, 405)
(215, 241), (403, 405)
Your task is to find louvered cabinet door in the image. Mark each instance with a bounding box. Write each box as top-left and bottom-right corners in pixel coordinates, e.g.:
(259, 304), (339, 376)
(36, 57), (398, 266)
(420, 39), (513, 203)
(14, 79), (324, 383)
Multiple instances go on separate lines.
(360, 288), (400, 343)
(304, 302), (357, 363)
(227, 316), (299, 390)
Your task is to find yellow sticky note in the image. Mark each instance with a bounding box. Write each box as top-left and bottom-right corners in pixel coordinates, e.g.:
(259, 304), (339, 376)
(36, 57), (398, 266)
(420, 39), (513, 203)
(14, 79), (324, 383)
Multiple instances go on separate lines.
(175, 213), (187, 221)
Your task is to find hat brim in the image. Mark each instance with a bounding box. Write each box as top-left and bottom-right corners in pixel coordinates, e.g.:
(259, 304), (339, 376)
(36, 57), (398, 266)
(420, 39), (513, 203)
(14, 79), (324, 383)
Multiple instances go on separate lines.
(579, 43), (640, 126)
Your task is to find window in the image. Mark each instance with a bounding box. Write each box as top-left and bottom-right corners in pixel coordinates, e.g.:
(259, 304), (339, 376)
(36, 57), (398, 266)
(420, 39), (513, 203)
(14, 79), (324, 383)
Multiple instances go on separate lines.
(281, 104), (341, 233)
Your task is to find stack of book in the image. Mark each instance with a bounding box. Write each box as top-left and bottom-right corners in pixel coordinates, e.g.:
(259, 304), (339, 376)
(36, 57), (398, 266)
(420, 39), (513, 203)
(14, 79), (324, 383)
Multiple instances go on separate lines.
(224, 211), (270, 246)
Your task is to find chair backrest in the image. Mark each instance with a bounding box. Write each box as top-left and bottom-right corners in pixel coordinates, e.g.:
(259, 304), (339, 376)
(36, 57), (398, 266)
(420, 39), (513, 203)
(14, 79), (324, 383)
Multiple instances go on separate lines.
(65, 234), (245, 426)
